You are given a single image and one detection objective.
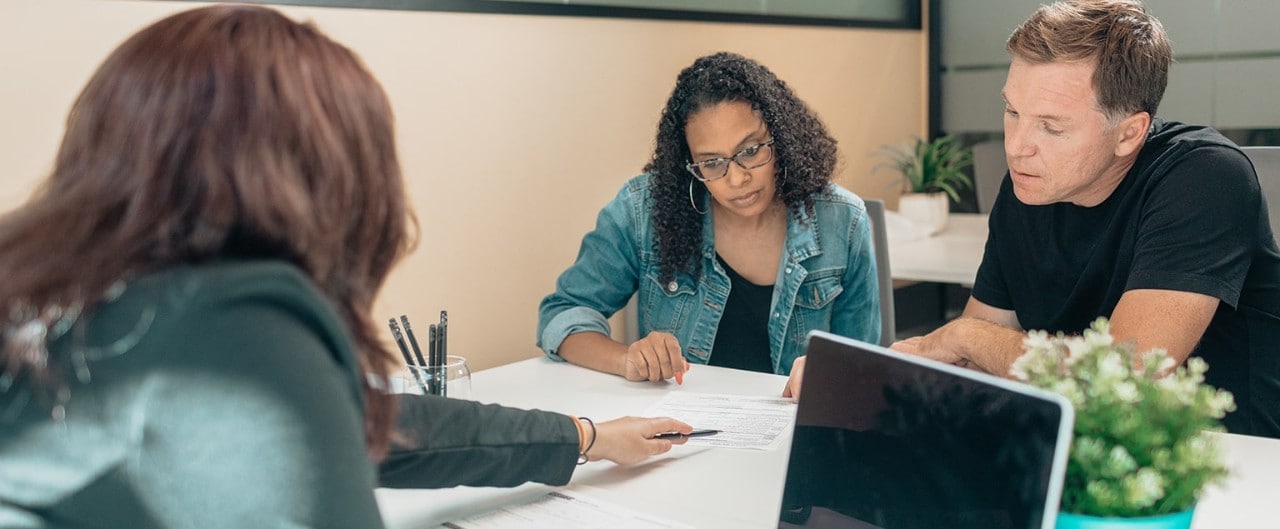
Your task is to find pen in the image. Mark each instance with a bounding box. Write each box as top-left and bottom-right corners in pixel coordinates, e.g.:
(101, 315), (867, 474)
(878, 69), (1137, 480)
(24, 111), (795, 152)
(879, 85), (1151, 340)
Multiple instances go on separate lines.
(655, 429), (720, 440)
(438, 311), (448, 398)
(401, 315), (428, 369)
(401, 315), (433, 395)
(388, 319), (428, 393)
(427, 323), (439, 396)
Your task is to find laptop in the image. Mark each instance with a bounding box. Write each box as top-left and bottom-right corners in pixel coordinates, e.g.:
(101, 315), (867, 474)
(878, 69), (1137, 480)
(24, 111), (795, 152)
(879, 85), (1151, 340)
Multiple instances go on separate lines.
(775, 331), (1073, 529)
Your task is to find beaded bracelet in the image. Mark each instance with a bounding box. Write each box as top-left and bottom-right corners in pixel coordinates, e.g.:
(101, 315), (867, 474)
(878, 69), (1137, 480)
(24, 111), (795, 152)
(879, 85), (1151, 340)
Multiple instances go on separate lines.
(576, 417), (596, 465)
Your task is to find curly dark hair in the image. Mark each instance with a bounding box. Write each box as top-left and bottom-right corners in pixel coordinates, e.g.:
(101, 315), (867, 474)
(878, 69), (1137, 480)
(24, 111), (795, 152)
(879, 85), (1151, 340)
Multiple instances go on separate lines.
(644, 52), (838, 283)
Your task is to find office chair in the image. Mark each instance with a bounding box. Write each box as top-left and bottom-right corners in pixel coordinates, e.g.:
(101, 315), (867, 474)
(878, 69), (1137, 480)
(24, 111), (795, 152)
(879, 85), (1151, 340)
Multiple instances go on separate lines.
(864, 198), (896, 346)
(1242, 146), (1280, 244)
(971, 140), (1008, 213)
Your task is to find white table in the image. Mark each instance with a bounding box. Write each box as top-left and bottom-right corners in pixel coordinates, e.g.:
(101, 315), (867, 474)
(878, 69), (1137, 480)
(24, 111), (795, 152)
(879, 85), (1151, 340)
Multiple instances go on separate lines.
(376, 358), (1279, 529)
(376, 358), (794, 529)
(886, 212), (988, 286)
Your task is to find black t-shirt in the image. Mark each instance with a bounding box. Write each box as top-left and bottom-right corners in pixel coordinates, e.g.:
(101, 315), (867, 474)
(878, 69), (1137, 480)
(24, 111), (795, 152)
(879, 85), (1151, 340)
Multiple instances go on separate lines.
(709, 254), (775, 373)
(974, 120), (1280, 438)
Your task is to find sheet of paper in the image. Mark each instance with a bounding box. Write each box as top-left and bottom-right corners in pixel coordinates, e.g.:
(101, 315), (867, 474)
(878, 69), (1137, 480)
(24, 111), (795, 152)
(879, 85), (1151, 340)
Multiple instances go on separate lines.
(643, 392), (796, 450)
(439, 490), (693, 529)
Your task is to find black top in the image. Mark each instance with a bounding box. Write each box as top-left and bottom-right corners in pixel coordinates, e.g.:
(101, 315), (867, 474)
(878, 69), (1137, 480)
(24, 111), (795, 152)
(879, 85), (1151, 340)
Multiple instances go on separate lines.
(709, 254), (775, 373)
(974, 120), (1280, 438)
(0, 261), (579, 528)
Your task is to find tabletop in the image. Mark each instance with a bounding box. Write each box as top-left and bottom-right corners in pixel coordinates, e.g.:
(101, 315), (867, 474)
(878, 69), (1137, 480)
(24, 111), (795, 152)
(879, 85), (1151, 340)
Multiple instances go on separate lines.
(376, 357), (1279, 529)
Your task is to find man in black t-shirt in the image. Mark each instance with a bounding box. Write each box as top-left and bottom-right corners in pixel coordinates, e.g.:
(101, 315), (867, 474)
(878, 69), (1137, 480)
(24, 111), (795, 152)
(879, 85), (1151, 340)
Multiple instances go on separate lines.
(893, 0), (1280, 438)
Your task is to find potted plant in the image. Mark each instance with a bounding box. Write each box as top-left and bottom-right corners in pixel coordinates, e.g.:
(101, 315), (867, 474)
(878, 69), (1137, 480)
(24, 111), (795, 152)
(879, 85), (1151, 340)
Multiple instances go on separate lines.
(1010, 318), (1236, 529)
(877, 134), (973, 235)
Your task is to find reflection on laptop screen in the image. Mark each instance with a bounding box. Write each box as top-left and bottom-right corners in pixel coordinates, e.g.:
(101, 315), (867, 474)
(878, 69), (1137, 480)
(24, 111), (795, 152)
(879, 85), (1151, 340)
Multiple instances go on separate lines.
(777, 332), (1072, 529)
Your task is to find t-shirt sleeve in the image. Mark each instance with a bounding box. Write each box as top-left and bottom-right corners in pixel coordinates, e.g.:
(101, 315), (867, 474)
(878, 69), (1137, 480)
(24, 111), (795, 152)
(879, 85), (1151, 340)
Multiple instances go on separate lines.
(972, 205), (1013, 310)
(1126, 145), (1259, 307)
(130, 288), (384, 529)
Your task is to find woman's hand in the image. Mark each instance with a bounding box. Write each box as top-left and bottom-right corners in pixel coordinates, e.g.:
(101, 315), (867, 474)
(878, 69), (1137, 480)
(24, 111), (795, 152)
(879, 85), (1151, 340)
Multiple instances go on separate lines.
(585, 416), (693, 465)
(622, 332), (690, 382)
(782, 355), (806, 402)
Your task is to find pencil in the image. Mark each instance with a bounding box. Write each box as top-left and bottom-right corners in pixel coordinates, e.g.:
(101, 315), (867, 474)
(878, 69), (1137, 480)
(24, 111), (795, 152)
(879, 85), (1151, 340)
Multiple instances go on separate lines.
(388, 319), (427, 393)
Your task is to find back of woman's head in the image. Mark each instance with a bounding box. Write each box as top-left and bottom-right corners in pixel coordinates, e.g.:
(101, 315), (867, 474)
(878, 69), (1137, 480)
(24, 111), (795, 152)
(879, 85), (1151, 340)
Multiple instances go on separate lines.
(0, 5), (410, 455)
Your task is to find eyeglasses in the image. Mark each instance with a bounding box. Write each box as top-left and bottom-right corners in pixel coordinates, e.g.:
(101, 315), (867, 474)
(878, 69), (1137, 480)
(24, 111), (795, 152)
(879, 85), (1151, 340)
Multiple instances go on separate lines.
(685, 140), (774, 183)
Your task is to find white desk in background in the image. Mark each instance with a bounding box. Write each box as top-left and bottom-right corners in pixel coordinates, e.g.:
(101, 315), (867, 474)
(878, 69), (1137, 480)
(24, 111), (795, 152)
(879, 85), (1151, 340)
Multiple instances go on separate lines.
(886, 212), (988, 286)
(375, 357), (1279, 529)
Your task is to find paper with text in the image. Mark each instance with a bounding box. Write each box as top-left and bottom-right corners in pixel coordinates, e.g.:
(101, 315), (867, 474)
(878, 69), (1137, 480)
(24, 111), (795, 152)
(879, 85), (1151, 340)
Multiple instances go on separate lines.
(439, 490), (693, 529)
(643, 392), (796, 450)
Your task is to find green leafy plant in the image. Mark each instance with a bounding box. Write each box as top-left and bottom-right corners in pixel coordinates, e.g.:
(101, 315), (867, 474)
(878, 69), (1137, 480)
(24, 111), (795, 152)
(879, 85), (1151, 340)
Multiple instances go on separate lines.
(1011, 318), (1235, 517)
(876, 134), (974, 202)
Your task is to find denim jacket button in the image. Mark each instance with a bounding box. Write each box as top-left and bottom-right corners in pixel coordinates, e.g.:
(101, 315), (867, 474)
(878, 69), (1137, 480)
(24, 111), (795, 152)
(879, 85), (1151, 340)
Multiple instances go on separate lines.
(785, 267), (792, 274)
(667, 281), (678, 293)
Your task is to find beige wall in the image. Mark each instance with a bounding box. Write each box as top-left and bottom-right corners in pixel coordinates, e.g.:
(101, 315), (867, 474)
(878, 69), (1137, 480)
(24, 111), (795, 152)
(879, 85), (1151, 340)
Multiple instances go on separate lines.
(0, 0), (924, 371)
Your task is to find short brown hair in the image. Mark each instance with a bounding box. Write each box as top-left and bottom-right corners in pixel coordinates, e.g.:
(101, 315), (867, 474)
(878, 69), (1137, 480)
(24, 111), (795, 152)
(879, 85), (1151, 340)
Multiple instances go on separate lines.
(0, 5), (412, 457)
(1006, 0), (1172, 119)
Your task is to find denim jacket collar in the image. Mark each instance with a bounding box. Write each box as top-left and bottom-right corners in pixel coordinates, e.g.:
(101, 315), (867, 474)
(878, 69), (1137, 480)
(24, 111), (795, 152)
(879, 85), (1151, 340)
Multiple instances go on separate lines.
(698, 200), (823, 264)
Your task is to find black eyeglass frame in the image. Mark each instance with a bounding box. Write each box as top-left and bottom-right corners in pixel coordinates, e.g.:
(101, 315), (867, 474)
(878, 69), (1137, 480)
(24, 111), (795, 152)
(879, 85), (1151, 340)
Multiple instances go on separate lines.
(684, 139), (775, 183)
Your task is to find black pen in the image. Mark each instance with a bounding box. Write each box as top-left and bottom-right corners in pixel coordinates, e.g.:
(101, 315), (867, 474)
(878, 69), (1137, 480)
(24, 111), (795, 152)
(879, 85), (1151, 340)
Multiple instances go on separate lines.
(427, 323), (439, 396)
(438, 311), (448, 398)
(401, 315), (428, 369)
(439, 310), (448, 363)
(655, 429), (720, 440)
(388, 319), (428, 393)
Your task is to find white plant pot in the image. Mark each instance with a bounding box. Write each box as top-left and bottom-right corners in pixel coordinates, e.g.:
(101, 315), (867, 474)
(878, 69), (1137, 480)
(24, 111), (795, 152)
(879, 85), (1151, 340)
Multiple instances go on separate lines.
(897, 192), (949, 236)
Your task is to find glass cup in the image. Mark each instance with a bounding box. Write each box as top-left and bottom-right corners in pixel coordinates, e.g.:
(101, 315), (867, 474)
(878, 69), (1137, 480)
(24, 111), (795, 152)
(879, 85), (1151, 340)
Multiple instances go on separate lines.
(396, 355), (472, 399)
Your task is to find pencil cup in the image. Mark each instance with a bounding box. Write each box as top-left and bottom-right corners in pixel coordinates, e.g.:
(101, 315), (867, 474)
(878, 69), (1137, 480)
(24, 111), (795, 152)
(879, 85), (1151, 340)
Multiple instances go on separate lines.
(397, 355), (471, 399)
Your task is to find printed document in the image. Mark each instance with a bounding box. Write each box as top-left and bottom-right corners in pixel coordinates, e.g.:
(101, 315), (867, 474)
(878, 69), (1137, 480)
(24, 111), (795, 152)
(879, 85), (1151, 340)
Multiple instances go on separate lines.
(643, 392), (796, 450)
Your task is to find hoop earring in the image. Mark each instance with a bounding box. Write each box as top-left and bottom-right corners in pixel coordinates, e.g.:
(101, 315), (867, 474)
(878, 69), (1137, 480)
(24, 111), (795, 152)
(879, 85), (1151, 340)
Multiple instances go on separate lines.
(688, 180), (707, 215)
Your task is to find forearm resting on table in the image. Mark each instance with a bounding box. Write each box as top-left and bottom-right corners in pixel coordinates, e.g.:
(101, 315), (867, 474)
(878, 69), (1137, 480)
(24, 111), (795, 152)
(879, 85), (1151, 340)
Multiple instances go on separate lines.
(557, 331), (628, 376)
(945, 317), (1027, 377)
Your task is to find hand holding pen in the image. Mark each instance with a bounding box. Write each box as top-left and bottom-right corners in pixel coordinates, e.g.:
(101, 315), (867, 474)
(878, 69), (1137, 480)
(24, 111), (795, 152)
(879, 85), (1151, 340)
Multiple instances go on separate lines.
(584, 417), (695, 466)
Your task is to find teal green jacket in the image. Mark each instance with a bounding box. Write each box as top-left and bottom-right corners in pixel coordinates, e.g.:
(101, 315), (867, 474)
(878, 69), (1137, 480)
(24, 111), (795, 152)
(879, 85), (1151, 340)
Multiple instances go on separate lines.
(0, 261), (578, 528)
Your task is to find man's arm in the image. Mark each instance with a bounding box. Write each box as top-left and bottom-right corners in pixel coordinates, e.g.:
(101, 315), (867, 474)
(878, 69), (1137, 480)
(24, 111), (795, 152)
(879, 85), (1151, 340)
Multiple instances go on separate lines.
(895, 290), (1217, 376)
(1108, 288), (1218, 367)
(892, 296), (1025, 375)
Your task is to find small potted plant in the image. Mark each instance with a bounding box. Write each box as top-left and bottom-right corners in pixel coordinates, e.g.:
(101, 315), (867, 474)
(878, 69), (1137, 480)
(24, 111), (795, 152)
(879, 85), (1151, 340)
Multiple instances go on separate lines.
(876, 134), (973, 235)
(1010, 318), (1235, 529)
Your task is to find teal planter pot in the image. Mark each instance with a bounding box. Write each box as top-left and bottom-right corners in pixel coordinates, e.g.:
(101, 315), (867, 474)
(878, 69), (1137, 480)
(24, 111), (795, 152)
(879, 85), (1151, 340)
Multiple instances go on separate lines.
(1056, 508), (1194, 529)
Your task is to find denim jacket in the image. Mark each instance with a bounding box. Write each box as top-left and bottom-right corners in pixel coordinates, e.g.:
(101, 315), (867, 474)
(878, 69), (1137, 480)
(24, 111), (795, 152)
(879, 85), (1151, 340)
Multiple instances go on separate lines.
(537, 174), (880, 375)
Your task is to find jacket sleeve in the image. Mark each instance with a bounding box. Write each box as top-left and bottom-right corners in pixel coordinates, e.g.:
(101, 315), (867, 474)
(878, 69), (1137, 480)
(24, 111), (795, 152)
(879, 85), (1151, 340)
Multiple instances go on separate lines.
(832, 202), (882, 345)
(536, 180), (645, 359)
(378, 394), (580, 489)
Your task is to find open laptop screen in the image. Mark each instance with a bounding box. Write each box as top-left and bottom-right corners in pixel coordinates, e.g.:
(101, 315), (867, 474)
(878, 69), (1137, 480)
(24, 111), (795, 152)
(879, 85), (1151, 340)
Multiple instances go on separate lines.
(777, 332), (1072, 529)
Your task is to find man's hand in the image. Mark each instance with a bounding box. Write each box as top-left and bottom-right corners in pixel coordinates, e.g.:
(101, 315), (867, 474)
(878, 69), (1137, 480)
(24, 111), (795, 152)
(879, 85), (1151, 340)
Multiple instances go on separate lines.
(891, 332), (966, 365)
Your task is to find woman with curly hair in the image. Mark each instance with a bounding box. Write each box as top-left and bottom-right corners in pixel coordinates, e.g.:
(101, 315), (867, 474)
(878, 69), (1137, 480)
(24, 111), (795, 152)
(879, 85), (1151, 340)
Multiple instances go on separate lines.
(0, 6), (692, 527)
(538, 52), (880, 396)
